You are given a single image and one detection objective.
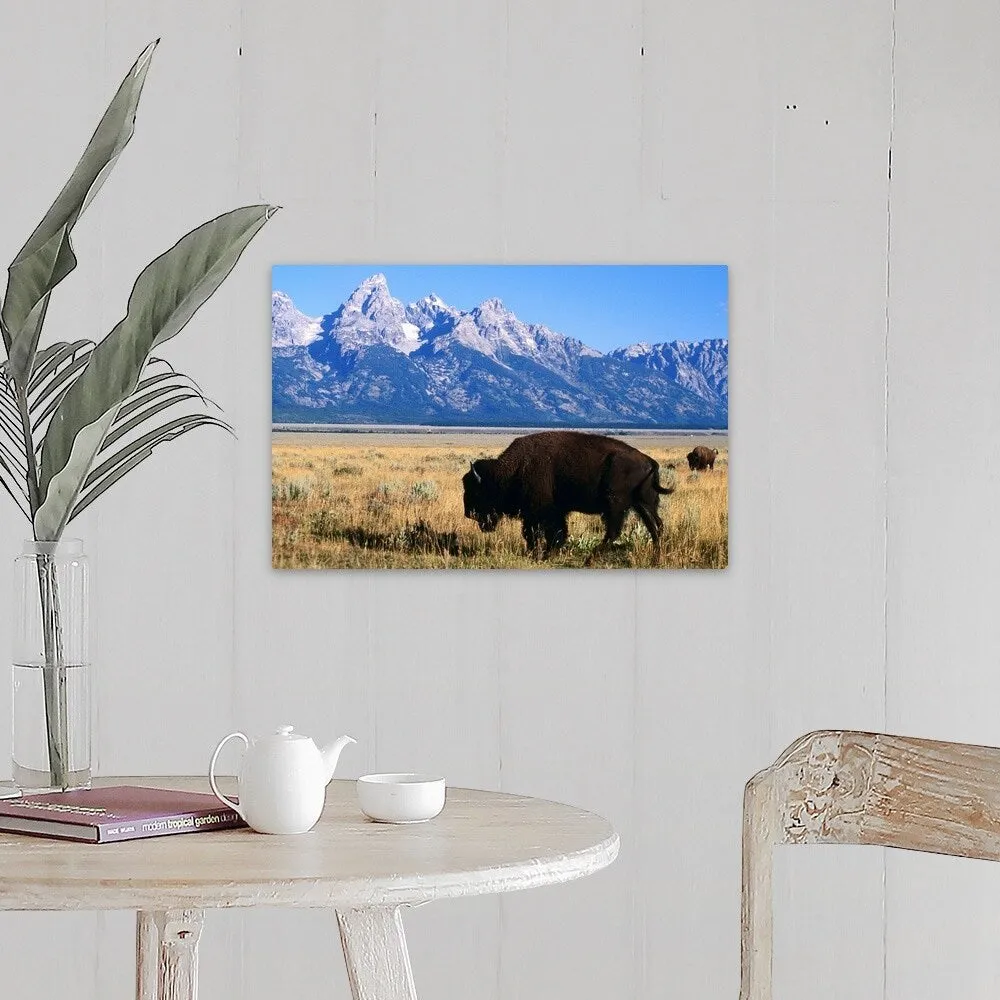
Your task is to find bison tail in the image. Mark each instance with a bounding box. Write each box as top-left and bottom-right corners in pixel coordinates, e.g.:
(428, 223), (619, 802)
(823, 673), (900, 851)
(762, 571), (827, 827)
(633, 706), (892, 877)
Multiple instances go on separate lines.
(651, 467), (675, 495)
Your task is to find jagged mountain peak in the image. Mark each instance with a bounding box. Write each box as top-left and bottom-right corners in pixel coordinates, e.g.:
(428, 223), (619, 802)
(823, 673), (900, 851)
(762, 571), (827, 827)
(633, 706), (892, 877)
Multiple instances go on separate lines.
(343, 272), (397, 313)
(475, 296), (507, 312)
(407, 292), (460, 334)
(471, 298), (528, 331)
(325, 275), (423, 355)
(272, 290), (322, 348)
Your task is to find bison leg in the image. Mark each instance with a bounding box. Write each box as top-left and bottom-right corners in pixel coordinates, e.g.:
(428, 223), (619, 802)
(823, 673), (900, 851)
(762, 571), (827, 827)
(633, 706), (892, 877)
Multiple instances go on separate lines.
(598, 508), (628, 548)
(521, 519), (546, 560)
(583, 509), (627, 566)
(543, 515), (568, 557)
(634, 503), (663, 562)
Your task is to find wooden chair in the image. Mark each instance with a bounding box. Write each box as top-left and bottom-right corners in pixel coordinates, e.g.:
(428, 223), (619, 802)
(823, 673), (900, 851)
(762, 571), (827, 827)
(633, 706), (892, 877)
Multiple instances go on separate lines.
(741, 729), (1000, 1000)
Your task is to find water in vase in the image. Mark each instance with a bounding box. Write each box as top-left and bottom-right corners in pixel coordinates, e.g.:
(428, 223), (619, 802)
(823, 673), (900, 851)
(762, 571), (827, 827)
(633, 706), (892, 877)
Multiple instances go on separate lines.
(12, 661), (91, 791)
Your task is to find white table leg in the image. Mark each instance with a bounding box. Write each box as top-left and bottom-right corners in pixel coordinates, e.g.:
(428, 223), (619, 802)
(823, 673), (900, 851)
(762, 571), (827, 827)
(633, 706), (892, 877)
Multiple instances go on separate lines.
(136, 911), (159, 1000)
(337, 905), (419, 1000)
(134, 909), (204, 1000)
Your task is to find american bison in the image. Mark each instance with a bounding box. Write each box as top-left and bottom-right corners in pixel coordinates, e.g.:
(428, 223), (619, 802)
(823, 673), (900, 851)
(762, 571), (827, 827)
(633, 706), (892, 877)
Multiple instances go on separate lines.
(462, 431), (675, 560)
(687, 445), (719, 471)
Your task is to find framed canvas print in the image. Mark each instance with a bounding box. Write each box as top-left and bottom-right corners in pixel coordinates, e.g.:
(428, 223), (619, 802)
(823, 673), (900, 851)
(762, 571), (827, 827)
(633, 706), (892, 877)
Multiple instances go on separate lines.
(272, 265), (728, 569)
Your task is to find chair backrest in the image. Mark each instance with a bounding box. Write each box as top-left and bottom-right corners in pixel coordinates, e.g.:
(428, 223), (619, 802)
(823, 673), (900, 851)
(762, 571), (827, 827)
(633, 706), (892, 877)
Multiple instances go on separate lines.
(740, 730), (1000, 1000)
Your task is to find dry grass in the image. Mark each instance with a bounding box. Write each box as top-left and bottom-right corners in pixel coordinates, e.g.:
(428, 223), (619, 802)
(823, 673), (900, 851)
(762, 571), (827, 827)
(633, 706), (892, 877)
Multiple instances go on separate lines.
(272, 433), (728, 570)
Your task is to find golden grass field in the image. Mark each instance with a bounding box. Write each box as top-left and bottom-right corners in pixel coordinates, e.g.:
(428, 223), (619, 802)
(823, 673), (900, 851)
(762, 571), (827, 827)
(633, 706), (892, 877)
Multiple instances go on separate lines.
(272, 432), (728, 570)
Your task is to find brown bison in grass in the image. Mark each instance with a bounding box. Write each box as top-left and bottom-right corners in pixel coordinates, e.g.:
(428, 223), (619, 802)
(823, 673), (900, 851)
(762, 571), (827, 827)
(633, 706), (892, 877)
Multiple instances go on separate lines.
(687, 445), (719, 471)
(462, 431), (675, 561)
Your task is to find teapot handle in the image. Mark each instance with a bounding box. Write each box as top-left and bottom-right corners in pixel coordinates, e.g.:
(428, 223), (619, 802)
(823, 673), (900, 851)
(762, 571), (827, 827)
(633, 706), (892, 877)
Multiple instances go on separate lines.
(209, 732), (249, 821)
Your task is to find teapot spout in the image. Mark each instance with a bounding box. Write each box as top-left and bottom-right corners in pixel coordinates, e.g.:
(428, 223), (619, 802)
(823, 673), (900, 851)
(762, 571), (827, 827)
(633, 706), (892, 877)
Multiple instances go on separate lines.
(320, 734), (357, 783)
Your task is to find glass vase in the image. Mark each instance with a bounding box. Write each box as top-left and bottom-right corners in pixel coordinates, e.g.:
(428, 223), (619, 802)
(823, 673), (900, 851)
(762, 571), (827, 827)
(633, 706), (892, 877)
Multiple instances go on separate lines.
(11, 539), (90, 792)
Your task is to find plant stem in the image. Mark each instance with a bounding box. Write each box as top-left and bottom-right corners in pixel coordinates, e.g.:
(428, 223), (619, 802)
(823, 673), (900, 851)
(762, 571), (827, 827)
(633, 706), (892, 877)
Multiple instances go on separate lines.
(15, 384), (69, 788)
(36, 553), (68, 788)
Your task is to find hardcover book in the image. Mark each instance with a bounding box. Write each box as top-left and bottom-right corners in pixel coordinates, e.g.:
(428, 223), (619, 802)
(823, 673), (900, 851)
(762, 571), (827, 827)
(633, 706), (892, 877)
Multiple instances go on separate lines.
(0, 785), (246, 843)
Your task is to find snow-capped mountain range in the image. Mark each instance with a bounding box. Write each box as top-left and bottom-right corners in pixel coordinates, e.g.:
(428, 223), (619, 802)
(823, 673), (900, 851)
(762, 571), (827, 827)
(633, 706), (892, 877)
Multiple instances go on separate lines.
(272, 274), (728, 428)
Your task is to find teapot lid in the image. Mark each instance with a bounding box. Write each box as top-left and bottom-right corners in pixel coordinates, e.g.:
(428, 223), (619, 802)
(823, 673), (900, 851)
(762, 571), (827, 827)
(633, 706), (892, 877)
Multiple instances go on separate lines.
(266, 724), (309, 742)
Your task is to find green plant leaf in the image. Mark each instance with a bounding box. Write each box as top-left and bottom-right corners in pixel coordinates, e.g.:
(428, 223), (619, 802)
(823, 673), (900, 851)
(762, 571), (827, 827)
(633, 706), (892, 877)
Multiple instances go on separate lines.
(0, 381), (30, 517)
(113, 373), (212, 424)
(30, 351), (93, 418)
(0, 383), (25, 449)
(28, 340), (94, 392)
(25, 341), (95, 446)
(104, 387), (207, 448)
(129, 361), (210, 402)
(70, 412), (231, 522)
(34, 203), (277, 539)
(0, 462), (30, 519)
(1, 42), (157, 386)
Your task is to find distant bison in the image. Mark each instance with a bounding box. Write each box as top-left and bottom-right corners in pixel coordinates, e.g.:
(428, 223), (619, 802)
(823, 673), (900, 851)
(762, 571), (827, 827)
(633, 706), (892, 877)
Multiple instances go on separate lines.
(462, 431), (675, 560)
(687, 445), (719, 471)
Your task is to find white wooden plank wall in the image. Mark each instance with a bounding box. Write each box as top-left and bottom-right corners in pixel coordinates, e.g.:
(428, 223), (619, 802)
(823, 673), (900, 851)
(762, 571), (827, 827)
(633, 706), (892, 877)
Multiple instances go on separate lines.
(884, 2), (1000, 999)
(0, 2), (993, 998)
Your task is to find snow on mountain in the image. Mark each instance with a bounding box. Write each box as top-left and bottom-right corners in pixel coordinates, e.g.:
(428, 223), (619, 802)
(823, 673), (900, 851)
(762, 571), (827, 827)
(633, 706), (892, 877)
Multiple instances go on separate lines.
(271, 291), (322, 347)
(427, 297), (602, 382)
(407, 293), (461, 333)
(326, 273), (426, 355)
(272, 277), (728, 428)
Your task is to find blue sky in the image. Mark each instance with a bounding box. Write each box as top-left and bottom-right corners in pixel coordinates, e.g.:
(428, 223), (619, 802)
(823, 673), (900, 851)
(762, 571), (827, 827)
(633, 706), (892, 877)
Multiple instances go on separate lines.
(272, 265), (728, 352)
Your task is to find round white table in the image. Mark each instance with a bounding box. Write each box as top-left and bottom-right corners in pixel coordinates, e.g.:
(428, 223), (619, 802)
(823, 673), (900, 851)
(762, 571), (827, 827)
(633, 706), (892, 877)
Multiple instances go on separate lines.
(0, 777), (619, 999)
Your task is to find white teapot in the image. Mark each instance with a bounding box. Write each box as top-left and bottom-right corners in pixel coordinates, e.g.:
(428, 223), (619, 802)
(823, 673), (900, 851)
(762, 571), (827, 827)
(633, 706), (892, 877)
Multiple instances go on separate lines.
(209, 725), (356, 834)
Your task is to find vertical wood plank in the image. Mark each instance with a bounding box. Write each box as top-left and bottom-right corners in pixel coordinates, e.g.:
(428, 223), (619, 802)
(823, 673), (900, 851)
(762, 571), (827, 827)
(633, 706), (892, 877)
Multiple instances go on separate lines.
(759, 4), (889, 999)
(337, 906), (419, 1000)
(630, 11), (774, 997)
(491, 5), (643, 996)
(0, 8), (108, 1000)
(885, 2), (1000, 999)
(0, 6), (107, 773)
(92, 0), (244, 779)
(884, 0), (1000, 764)
(634, 2), (893, 997)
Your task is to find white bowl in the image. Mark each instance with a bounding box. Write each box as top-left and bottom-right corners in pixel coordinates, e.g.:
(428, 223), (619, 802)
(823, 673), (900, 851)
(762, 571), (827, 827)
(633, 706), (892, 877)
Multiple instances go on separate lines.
(357, 773), (446, 823)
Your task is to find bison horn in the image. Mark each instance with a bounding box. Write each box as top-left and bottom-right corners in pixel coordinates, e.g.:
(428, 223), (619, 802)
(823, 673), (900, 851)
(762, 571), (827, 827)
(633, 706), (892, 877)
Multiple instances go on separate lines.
(470, 461), (482, 484)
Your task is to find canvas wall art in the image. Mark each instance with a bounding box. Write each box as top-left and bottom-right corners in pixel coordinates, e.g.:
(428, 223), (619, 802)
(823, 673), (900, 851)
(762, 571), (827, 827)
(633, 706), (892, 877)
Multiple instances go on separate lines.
(272, 265), (728, 569)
